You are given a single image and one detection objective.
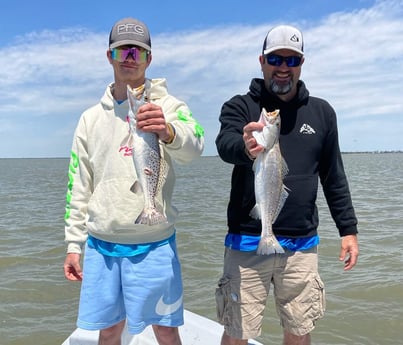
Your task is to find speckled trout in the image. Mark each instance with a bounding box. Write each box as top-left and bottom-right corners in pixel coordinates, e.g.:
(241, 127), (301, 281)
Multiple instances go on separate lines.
(127, 83), (168, 225)
(250, 108), (288, 255)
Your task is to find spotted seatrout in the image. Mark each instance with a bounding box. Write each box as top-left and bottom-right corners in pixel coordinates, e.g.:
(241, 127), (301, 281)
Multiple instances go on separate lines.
(127, 83), (168, 225)
(250, 108), (289, 255)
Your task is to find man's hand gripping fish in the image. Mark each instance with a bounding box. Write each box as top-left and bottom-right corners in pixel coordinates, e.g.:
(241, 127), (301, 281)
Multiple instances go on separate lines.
(127, 83), (168, 225)
(250, 108), (289, 255)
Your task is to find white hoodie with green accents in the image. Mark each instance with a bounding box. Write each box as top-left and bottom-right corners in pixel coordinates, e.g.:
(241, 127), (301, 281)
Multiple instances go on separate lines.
(64, 78), (204, 254)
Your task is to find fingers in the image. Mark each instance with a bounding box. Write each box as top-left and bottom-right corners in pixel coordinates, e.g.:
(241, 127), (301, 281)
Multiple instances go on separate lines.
(340, 250), (358, 271)
(243, 122), (265, 159)
(64, 264), (83, 281)
(136, 103), (163, 120)
(64, 253), (83, 281)
(339, 235), (359, 271)
(136, 103), (166, 132)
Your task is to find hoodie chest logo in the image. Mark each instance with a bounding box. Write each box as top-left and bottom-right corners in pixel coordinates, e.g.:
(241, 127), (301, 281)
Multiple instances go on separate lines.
(299, 124), (316, 135)
(118, 114), (134, 157)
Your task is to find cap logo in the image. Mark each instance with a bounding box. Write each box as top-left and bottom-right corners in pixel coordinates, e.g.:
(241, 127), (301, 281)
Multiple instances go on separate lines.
(290, 34), (299, 42)
(117, 24), (145, 37)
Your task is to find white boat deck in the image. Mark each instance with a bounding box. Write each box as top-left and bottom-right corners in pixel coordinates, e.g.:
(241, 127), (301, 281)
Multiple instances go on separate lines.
(62, 309), (263, 345)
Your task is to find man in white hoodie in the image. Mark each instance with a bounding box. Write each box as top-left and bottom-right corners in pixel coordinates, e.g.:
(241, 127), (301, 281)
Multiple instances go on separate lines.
(63, 17), (204, 345)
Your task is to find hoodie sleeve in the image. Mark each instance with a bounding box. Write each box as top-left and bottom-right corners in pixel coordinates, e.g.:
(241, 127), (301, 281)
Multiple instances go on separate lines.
(216, 95), (257, 166)
(64, 114), (93, 254)
(318, 104), (358, 236)
(160, 96), (204, 164)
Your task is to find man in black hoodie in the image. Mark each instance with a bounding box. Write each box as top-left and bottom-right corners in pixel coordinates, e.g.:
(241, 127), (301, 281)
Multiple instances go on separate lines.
(215, 25), (359, 345)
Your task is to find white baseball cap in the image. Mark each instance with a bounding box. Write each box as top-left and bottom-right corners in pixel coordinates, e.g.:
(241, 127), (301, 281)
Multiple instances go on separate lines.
(262, 25), (304, 55)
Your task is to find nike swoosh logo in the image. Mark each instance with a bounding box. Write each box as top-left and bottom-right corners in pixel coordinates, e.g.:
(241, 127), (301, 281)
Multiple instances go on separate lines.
(155, 294), (183, 316)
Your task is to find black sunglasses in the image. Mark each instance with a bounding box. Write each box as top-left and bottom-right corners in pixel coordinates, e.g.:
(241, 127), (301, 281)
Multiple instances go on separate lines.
(265, 54), (302, 67)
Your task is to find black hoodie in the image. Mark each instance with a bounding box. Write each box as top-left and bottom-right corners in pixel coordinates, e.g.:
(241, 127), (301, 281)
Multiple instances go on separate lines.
(215, 78), (358, 238)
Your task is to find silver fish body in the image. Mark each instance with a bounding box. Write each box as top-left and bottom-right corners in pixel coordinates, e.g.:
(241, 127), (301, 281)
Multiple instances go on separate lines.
(250, 108), (288, 255)
(127, 84), (168, 225)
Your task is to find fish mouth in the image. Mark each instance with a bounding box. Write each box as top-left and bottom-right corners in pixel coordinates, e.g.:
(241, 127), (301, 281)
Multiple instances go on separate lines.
(263, 109), (280, 120)
(269, 109), (280, 117)
(261, 108), (280, 127)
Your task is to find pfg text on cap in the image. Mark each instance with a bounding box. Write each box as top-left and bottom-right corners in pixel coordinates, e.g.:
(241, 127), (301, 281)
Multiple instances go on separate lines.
(109, 17), (151, 51)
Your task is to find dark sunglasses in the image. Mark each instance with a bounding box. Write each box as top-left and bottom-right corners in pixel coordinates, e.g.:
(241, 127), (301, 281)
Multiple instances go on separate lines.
(265, 54), (302, 67)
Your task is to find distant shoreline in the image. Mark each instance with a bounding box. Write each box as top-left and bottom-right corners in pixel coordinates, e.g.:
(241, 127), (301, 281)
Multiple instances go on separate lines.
(0, 151), (402, 159)
(341, 150), (403, 154)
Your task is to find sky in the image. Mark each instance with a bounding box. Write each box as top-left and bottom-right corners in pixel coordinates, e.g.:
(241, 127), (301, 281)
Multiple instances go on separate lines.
(1, 0), (402, 158)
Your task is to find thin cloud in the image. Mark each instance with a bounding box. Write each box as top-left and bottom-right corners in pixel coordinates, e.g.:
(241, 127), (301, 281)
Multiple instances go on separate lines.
(0, 0), (402, 157)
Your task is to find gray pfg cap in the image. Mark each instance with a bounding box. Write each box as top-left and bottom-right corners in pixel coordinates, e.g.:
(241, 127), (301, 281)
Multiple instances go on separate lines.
(109, 17), (151, 51)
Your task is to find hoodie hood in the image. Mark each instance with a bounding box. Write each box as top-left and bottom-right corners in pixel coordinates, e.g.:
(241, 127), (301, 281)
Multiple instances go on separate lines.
(100, 78), (170, 110)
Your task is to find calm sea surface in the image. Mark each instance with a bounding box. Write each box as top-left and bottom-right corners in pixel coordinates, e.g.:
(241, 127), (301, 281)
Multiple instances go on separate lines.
(0, 154), (402, 345)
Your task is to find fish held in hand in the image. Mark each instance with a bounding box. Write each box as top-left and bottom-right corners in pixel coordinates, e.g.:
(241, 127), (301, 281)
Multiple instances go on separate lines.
(127, 83), (168, 226)
(250, 108), (288, 255)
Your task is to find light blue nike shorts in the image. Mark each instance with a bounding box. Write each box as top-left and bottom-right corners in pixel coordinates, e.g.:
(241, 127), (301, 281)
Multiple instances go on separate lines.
(77, 240), (184, 334)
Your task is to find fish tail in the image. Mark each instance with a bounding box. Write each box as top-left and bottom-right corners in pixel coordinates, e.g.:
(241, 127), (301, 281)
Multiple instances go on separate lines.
(256, 236), (285, 255)
(135, 208), (167, 225)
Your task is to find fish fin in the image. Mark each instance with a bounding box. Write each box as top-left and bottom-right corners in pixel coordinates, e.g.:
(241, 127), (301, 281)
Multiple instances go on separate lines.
(135, 208), (167, 225)
(251, 155), (261, 172)
(130, 181), (142, 194)
(249, 204), (261, 219)
(281, 157), (289, 178)
(272, 186), (289, 223)
(252, 127), (273, 149)
(252, 130), (262, 147)
(127, 133), (134, 148)
(257, 236), (285, 255)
